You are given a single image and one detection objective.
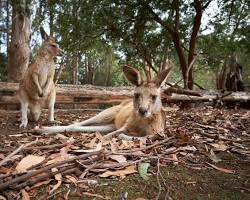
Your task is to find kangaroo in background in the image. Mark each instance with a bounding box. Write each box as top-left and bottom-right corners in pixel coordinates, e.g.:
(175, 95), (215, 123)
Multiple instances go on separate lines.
(37, 65), (172, 139)
(18, 27), (64, 128)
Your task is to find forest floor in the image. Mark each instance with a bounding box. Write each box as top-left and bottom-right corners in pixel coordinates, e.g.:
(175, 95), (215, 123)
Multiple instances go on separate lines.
(0, 107), (249, 200)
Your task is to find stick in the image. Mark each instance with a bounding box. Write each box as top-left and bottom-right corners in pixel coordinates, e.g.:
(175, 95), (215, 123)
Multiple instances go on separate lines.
(0, 150), (102, 191)
(13, 166), (77, 190)
(0, 140), (38, 167)
(118, 137), (175, 153)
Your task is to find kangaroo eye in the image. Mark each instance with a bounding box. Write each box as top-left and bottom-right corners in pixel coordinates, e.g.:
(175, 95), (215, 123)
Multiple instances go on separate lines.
(51, 44), (57, 48)
(151, 95), (157, 101)
(134, 93), (140, 99)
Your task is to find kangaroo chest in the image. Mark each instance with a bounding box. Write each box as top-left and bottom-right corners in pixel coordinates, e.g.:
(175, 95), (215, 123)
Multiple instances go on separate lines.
(38, 62), (54, 88)
(126, 112), (165, 137)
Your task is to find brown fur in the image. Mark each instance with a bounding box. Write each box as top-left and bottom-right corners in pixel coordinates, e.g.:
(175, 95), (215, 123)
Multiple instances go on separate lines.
(38, 65), (172, 139)
(18, 27), (63, 128)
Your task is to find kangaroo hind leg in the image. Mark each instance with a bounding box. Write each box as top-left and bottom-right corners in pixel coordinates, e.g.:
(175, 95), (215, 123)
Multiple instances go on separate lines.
(74, 105), (121, 126)
(37, 124), (116, 135)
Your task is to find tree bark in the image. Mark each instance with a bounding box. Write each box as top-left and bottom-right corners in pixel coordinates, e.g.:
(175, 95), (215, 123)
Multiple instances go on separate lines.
(7, 0), (32, 82)
(187, 0), (202, 90)
(6, 0), (10, 55)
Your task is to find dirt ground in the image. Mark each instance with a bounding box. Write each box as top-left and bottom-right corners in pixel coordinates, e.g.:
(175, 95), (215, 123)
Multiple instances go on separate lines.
(0, 107), (249, 200)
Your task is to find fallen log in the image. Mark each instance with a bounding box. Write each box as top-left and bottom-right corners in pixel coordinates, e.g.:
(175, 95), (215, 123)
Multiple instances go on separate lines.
(0, 82), (249, 107)
(0, 82), (133, 105)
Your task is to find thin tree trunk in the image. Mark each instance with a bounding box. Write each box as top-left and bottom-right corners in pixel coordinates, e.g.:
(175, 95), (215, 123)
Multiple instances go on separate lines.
(72, 51), (79, 85)
(6, 0), (10, 55)
(171, 31), (188, 89)
(8, 0), (32, 82)
(187, 0), (202, 90)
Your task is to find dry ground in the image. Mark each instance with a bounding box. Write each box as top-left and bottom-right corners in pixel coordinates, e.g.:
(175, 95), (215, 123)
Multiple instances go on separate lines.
(0, 107), (249, 200)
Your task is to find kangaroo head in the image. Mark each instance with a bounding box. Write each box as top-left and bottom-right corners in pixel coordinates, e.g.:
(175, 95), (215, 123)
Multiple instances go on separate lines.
(40, 27), (64, 57)
(123, 65), (172, 118)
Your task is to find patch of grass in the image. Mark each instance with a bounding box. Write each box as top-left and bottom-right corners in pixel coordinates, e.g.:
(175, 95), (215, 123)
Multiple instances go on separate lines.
(92, 165), (250, 200)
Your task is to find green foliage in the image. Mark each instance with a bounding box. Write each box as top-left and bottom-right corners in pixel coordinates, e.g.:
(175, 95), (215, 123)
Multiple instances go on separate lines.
(0, 0), (249, 90)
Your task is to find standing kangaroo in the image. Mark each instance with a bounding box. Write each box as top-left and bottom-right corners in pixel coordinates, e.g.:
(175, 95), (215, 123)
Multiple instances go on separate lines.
(37, 65), (172, 139)
(18, 27), (64, 128)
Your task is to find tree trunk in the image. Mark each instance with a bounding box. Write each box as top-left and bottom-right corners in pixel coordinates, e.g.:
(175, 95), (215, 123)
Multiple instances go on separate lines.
(72, 51), (79, 85)
(8, 0), (32, 82)
(171, 31), (189, 89)
(6, 0), (10, 55)
(216, 58), (228, 90)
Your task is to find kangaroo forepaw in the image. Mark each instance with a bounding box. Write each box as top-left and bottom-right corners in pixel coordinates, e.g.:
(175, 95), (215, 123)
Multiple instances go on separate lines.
(19, 120), (28, 128)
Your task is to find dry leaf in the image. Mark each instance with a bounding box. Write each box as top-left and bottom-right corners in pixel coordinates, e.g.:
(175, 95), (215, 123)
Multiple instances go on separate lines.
(178, 145), (197, 152)
(95, 132), (104, 141)
(55, 133), (68, 139)
(31, 179), (52, 189)
(110, 140), (119, 152)
(46, 153), (75, 165)
(16, 155), (45, 173)
(99, 165), (136, 179)
(80, 142), (102, 153)
(50, 168), (62, 194)
(207, 163), (235, 174)
(78, 179), (98, 187)
(85, 137), (97, 149)
(65, 175), (78, 186)
(210, 142), (228, 151)
(208, 149), (221, 163)
(0, 195), (7, 200)
(10, 154), (23, 161)
(0, 154), (4, 160)
(139, 138), (147, 149)
(109, 155), (127, 163)
(21, 189), (30, 200)
(172, 153), (178, 165)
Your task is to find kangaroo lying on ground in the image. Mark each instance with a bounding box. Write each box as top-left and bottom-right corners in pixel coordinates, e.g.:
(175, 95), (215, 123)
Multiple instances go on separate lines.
(18, 27), (64, 128)
(37, 65), (172, 139)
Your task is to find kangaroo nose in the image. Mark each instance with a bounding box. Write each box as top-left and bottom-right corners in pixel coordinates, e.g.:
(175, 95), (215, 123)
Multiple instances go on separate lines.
(139, 107), (147, 116)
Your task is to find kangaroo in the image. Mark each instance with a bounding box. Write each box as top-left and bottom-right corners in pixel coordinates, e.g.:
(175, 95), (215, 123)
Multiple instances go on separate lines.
(37, 65), (172, 139)
(18, 27), (64, 128)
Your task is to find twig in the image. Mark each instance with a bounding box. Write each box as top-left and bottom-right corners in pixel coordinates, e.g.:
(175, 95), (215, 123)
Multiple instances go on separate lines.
(156, 158), (162, 200)
(13, 166), (77, 190)
(25, 143), (67, 151)
(0, 139), (38, 167)
(82, 192), (111, 200)
(77, 161), (98, 179)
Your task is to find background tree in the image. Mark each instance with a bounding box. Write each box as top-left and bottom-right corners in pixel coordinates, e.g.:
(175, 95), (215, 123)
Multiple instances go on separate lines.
(7, 0), (32, 82)
(0, 0), (249, 90)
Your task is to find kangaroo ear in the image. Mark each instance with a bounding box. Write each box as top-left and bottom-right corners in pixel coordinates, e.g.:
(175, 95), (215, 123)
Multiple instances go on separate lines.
(40, 27), (49, 40)
(153, 66), (172, 87)
(123, 65), (142, 86)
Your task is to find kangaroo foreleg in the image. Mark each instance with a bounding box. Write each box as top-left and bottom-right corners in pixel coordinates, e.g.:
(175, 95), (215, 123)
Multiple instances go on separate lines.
(103, 127), (127, 140)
